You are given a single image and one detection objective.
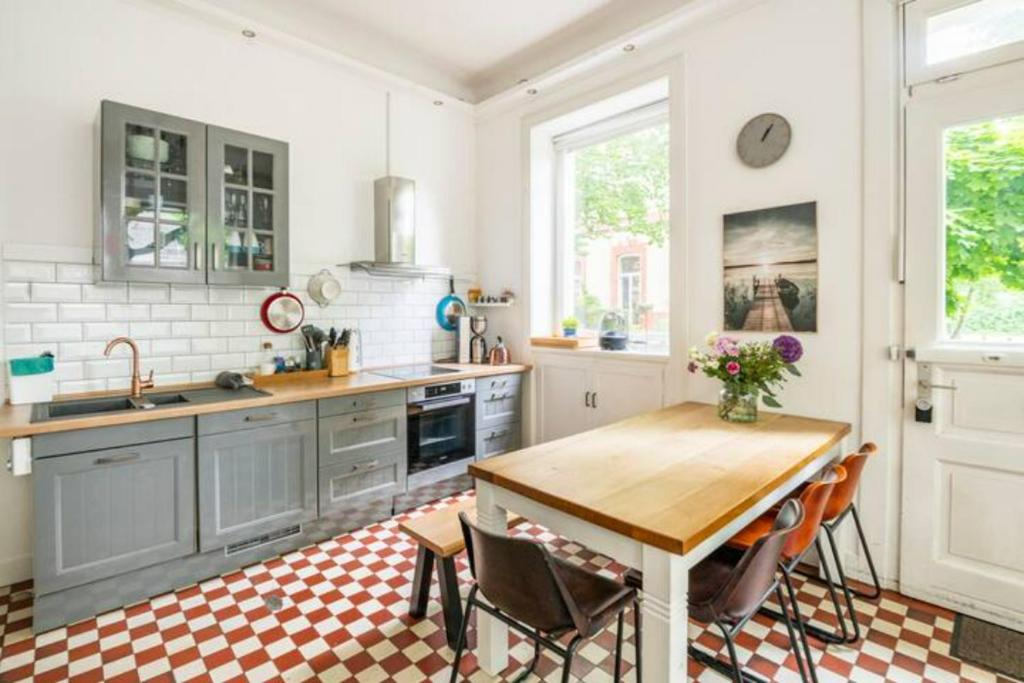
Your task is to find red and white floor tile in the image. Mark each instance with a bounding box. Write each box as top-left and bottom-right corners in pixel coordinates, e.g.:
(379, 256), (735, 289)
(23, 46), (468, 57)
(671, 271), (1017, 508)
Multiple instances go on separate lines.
(0, 491), (1018, 682)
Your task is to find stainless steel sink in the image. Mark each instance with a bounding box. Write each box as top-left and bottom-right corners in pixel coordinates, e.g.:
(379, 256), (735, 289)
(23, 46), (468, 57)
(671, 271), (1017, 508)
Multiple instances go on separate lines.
(31, 386), (271, 423)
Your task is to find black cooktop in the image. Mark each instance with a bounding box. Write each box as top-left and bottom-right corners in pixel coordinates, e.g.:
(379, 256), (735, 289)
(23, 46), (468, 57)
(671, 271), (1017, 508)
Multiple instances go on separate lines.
(371, 365), (460, 381)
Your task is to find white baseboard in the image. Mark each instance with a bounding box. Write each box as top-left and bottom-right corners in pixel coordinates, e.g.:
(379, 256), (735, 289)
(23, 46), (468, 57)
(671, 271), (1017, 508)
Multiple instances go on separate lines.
(0, 553), (32, 588)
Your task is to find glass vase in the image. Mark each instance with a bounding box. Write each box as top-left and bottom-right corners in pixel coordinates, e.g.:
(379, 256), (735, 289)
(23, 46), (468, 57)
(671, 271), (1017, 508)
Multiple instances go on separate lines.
(718, 385), (759, 423)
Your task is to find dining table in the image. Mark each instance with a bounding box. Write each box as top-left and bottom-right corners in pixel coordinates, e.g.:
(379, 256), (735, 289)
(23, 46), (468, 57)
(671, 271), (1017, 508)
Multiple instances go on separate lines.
(467, 401), (851, 682)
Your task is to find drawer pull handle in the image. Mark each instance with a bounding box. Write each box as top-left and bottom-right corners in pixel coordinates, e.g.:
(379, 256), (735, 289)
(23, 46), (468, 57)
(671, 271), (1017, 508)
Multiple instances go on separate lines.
(352, 460), (380, 471)
(485, 431), (509, 440)
(244, 412), (278, 422)
(94, 453), (140, 465)
(352, 413), (378, 423)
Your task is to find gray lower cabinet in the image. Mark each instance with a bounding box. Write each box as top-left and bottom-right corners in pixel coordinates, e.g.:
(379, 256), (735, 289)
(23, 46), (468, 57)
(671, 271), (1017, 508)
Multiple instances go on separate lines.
(198, 417), (317, 552)
(33, 436), (196, 595)
(474, 373), (523, 460)
(318, 401), (406, 513)
(475, 423), (521, 460)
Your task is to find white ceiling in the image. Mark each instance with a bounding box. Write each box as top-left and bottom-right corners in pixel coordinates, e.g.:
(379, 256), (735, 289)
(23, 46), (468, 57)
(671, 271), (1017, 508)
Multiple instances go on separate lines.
(191, 0), (694, 102)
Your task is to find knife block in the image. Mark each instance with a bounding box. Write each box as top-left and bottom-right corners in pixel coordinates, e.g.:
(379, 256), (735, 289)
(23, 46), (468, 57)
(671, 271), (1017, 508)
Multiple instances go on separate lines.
(327, 348), (350, 377)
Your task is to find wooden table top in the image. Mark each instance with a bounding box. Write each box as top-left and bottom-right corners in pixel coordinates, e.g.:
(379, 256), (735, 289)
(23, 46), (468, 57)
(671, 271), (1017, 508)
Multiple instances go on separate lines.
(469, 402), (850, 555)
(0, 363), (529, 438)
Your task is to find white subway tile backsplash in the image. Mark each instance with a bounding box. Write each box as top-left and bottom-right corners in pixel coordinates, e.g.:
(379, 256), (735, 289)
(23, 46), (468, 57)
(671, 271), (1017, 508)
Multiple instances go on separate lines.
(54, 361), (84, 381)
(59, 303), (108, 322)
(83, 322), (129, 340)
(172, 321), (209, 337)
(6, 303), (58, 322)
(30, 283), (81, 302)
(151, 304), (189, 320)
(190, 305), (227, 321)
(153, 373), (191, 386)
(56, 264), (98, 283)
(209, 287), (244, 304)
(210, 321), (245, 336)
(83, 283), (128, 303)
(170, 285), (208, 304)
(61, 379), (108, 394)
(58, 341), (110, 360)
(129, 321), (172, 338)
(4, 282), (30, 302)
(4, 324), (31, 344)
(173, 355), (210, 373)
(107, 304), (149, 321)
(228, 337), (259, 352)
(6, 343), (55, 358)
(152, 338), (190, 355)
(128, 283), (170, 303)
(4, 261), (55, 282)
(209, 353), (237, 370)
(83, 358), (130, 379)
(32, 323), (83, 342)
(227, 305), (256, 321)
(191, 337), (227, 354)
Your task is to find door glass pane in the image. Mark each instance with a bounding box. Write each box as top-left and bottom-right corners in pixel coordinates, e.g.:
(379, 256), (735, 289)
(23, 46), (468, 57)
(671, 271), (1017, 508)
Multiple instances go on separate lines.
(944, 113), (1024, 341)
(224, 145), (248, 185)
(927, 0), (1024, 65)
(253, 233), (274, 272)
(159, 225), (189, 269)
(160, 131), (188, 176)
(253, 192), (273, 230)
(224, 189), (248, 227)
(126, 221), (156, 266)
(125, 124), (156, 170)
(159, 177), (188, 223)
(125, 172), (156, 218)
(253, 151), (274, 189)
(224, 230), (249, 269)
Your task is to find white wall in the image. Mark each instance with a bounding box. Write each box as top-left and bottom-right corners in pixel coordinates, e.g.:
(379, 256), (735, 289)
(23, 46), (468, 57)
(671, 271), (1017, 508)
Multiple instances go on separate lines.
(0, 0), (478, 585)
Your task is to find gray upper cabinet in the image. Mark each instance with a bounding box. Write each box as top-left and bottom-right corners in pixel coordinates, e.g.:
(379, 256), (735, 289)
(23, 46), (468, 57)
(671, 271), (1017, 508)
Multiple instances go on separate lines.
(207, 126), (289, 286)
(198, 417), (316, 552)
(33, 436), (196, 595)
(99, 101), (289, 286)
(100, 101), (207, 284)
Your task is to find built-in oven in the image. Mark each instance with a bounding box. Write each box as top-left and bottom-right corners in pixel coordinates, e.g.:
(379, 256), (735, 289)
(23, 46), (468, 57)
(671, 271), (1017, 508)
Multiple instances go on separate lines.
(405, 378), (475, 490)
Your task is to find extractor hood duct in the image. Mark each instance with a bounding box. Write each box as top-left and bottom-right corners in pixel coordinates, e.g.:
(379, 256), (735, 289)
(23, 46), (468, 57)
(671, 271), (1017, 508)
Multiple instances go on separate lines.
(343, 94), (450, 279)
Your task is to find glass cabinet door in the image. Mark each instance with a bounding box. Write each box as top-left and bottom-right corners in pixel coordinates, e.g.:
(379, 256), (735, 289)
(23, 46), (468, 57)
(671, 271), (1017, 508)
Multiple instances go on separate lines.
(207, 127), (289, 286)
(100, 101), (207, 283)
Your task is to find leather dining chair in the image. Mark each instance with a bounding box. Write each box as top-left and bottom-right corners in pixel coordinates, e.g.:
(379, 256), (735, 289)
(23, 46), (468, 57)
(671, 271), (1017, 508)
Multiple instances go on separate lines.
(624, 500), (812, 683)
(727, 464), (847, 680)
(449, 512), (639, 683)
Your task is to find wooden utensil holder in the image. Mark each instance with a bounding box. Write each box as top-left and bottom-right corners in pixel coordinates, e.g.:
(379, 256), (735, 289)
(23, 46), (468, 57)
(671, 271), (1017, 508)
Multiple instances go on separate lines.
(327, 347), (350, 377)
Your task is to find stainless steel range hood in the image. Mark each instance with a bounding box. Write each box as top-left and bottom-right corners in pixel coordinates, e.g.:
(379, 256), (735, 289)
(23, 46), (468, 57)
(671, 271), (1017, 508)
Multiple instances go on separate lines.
(343, 176), (451, 279)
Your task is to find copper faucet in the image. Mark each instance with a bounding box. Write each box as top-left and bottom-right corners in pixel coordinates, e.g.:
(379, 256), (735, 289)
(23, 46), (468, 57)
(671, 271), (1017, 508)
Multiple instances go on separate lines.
(104, 336), (154, 399)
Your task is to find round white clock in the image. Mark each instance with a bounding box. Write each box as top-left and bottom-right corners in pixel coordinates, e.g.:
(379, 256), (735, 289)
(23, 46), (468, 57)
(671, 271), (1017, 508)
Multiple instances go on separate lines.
(736, 113), (791, 168)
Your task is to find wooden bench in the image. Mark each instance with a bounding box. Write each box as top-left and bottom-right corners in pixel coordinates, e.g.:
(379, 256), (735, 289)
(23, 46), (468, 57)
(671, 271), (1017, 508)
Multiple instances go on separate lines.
(399, 498), (522, 648)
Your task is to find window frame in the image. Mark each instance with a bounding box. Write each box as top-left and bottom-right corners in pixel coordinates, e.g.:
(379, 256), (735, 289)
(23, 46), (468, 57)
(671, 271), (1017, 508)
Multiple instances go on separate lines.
(552, 100), (669, 334)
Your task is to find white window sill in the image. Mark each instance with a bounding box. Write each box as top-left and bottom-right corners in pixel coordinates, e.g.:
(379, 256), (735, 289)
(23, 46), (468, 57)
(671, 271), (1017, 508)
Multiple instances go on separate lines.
(530, 345), (671, 364)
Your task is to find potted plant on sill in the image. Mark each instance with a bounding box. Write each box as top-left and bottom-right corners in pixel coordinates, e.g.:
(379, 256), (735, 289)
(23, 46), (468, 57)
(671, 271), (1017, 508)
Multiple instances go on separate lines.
(561, 316), (580, 338)
(688, 332), (803, 423)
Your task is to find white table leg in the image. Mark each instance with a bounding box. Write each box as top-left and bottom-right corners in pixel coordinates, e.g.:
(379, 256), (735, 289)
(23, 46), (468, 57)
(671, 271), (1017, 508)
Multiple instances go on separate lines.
(641, 544), (689, 683)
(473, 480), (509, 675)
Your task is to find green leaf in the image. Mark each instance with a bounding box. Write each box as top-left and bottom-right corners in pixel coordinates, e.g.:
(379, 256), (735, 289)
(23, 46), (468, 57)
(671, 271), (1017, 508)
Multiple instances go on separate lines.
(786, 364), (802, 377)
(762, 394), (782, 408)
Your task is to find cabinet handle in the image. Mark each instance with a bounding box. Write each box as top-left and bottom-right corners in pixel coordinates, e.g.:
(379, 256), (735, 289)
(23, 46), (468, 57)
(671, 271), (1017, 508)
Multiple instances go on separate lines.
(585, 391), (591, 408)
(244, 412), (278, 422)
(210, 243), (219, 271)
(352, 460), (379, 471)
(485, 430), (509, 441)
(592, 392), (598, 409)
(94, 453), (140, 465)
(193, 242), (203, 270)
(352, 413), (378, 423)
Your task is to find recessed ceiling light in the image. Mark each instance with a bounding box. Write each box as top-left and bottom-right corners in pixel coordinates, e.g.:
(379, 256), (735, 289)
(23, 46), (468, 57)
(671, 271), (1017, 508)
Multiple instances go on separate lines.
(241, 29), (256, 38)
(433, 100), (444, 106)
(526, 88), (538, 95)
(623, 43), (636, 52)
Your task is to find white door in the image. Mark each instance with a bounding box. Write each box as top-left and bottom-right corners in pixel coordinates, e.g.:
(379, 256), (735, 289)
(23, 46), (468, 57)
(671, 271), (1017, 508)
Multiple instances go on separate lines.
(901, 56), (1024, 630)
(590, 360), (665, 427)
(535, 355), (592, 442)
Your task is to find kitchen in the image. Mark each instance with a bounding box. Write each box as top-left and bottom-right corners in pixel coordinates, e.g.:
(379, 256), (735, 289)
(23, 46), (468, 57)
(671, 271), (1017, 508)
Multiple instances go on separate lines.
(2, 0), (1024, 682)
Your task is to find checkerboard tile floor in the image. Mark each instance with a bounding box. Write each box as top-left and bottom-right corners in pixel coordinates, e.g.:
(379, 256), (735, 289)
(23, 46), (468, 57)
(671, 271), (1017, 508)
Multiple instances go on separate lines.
(0, 491), (1019, 682)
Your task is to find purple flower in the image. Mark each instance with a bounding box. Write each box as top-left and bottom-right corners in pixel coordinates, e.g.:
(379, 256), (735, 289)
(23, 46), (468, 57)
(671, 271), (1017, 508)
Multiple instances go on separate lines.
(726, 361), (741, 376)
(714, 335), (740, 357)
(687, 361), (698, 374)
(773, 335), (803, 364)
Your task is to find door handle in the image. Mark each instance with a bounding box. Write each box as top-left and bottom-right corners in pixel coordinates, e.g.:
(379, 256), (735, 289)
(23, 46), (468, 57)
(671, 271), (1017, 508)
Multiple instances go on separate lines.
(94, 453), (140, 465)
(194, 242), (203, 270)
(584, 391), (591, 408)
(244, 412), (278, 422)
(592, 392), (598, 409)
(210, 243), (219, 271)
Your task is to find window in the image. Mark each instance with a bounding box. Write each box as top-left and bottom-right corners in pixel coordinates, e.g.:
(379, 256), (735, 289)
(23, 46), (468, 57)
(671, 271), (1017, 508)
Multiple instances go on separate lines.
(926, 0), (1024, 65)
(943, 112), (1024, 341)
(555, 101), (670, 351)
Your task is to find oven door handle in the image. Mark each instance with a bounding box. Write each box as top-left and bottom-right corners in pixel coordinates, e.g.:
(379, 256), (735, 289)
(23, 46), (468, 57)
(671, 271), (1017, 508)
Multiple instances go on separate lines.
(408, 396), (472, 414)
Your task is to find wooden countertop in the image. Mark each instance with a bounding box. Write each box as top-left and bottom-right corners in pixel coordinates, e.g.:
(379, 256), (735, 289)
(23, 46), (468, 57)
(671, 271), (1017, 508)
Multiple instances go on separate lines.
(0, 363), (529, 438)
(469, 402), (850, 555)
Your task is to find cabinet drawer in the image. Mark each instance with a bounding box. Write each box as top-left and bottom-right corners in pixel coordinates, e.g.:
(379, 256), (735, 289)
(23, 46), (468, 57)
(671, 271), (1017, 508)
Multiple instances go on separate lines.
(475, 423), (522, 460)
(198, 401), (315, 436)
(33, 417), (194, 458)
(319, 450), (404, 513)
(479, 373), (522, 393)
(475, 380), (523, 430)
(198, 419), (317, 552)
(319, 405), (407, 469)
(319, 389), (405, 418)
(33, 437), (196, 595)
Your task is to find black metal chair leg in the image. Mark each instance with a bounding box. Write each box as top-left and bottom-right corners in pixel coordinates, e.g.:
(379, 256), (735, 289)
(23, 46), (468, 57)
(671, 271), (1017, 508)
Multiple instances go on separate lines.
(823, 524), (863, 643)
(510, 639), (542, 683)
(795, 537), (853, 645)
(782, 569), (820, 683)
(633, 598), (642, 683)
(613, 610), (625, 681)
(408, 545), (435, 619)
(561, 636), (582, 683)
(720, 624), (745, 683)
(448, 587), (476, 683)
(850, 505), (883, 600)
(775, 585), (811, 683)
(436, 556), (465, 650)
